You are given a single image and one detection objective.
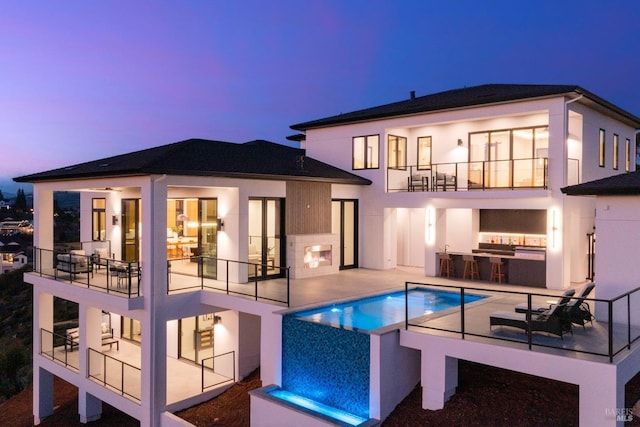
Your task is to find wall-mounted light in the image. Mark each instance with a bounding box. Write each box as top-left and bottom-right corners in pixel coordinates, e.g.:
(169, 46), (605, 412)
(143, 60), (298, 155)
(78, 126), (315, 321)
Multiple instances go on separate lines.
(214, 315), (222, 325)
(551, 209), (559, 250)
(112, 215), (118, 226)
(426, 207), (435, 245)
(457, 138), (463, 147)
(217, 218), (225, 231)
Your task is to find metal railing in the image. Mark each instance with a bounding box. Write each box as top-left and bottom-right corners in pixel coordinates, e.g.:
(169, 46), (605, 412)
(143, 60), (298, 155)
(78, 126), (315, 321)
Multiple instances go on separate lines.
(39, 328), (79, 371)
(388, 158), (549, 192)
(404, 282), (640, 363)
(32, 247), (141, 297)
(167, 256), (290, 306)
(88, 347), (141, 402)
(201, 350), (236, 391)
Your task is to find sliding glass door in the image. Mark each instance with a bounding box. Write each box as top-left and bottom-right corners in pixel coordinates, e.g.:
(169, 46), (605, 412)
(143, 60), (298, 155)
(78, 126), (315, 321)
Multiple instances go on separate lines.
(199, 199), (218, 279)
(248, 198), (284, 279)
(332, 199), (358, 269)
(121, 199), (140, 262)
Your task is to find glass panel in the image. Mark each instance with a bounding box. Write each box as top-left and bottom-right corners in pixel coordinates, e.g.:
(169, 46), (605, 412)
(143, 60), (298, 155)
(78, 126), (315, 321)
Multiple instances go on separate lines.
(468, 133), (487, 188)
(266, 199), (280, 275)
(599, 129), (605, 167)
(122, 199), (140, 262)
(199, 199), (218, 278)
(513, 129), (533, 187)
(387, 135), (406, 169)
(92, 198), (106, 241)
(613, 134), (619, 170)
(343, 201), (355, 266)
(180, 316), (196, 363)
(417, 136), (432, 170)
(122, 317), (142, 343)
(366, 135), (379, 168)
(534, 127), (549, 187)
(353, 137), (365, 169)
(488, 131), (510, 188)
(248, 199), (262, 279)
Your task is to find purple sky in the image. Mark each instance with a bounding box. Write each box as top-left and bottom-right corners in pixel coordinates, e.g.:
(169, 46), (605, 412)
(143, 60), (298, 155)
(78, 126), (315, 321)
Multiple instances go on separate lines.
(1, 1), (639, 191)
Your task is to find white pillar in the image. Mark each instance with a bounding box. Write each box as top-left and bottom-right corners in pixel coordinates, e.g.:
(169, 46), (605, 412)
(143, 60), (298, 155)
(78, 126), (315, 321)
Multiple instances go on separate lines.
(260, 312), (282, 386)
(33, 367), (54, 425)
(78, 390), (102, 423)
(422, 351), (458, 410)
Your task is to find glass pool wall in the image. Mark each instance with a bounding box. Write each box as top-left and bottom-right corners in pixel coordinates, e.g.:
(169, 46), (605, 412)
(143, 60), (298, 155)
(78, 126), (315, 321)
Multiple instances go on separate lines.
(282, 315), (370, 419)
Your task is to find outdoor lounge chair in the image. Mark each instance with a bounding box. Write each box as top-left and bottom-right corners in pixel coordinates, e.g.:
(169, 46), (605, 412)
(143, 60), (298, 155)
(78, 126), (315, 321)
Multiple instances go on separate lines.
(514, 284), (595, 328)
(490, 289), (575, 339)
(565, 284), (595, 328)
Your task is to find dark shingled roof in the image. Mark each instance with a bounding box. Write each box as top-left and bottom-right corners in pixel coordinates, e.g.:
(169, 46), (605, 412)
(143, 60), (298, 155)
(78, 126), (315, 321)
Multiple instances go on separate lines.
(14, 139), (371, 186)
(562, 172), (640, 196)
(291, 84), (640, 130)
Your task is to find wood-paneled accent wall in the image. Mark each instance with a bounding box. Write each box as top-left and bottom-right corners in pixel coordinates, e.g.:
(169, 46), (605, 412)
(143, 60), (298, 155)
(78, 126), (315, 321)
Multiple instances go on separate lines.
(286, 181), (332, 235)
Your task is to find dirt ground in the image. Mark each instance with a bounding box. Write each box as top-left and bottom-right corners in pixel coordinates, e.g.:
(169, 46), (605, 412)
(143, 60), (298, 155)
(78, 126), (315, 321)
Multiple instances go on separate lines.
(2, 361), (640, 426)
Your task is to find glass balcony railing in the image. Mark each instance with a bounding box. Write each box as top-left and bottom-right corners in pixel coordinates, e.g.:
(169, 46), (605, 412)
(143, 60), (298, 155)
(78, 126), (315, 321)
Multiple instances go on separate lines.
(32, 247), (141, 298)
(167, 256), (290, 306)
(388, 158), (549, 192)
(88, 347), (141, 402)
(39, 328), (79, 371)
(201, 350), (236, 392)
(404, 282), (640, 362)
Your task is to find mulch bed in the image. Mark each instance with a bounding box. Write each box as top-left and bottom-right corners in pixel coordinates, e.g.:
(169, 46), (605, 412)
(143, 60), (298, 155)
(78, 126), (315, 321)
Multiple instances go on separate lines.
(2, 362), (640, 426)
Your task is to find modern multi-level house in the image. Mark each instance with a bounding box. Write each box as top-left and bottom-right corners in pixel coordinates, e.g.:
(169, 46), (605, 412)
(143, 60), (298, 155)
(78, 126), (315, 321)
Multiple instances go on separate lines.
(17, 84), (640, 426)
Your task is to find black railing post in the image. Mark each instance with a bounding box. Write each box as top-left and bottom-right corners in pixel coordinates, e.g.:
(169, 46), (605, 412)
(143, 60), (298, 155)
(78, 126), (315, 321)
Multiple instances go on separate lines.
(286, 267), (290, 307)
(608, 300), (614, 363)
(405, 282), (409, 330)
(628, 294), (632, 350)
(527, 293), (532, 350)
(460, 287), (465, 338)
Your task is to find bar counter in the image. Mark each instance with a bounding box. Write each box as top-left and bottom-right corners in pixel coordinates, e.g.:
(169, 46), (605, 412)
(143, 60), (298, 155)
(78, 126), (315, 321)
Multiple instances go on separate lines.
(437, 251), (546, 288)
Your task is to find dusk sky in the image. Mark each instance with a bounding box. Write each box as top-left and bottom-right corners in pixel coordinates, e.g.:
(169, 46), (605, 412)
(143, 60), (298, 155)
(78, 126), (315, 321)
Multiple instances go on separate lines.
(1, 1), (639, 192)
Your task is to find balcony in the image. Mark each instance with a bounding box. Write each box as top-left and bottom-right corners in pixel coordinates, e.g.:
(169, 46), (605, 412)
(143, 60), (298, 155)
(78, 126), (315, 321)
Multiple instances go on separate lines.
(387, 158), (549, 193)
(32, 248), (141, 298)
(404, 282), (640, 362)
(168, 256), (290, 306)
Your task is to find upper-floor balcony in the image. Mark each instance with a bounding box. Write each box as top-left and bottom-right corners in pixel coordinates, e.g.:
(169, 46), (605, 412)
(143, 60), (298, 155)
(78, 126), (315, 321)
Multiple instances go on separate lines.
(387, 158), (555, 193)
(30, 246), (291, 306)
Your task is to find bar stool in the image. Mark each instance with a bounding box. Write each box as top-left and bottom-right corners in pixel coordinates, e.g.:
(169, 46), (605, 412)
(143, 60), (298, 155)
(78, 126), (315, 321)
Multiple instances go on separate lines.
(489, 257), (506, 283)
(462, 255), (480, 280)
(439, 253), (454, 277)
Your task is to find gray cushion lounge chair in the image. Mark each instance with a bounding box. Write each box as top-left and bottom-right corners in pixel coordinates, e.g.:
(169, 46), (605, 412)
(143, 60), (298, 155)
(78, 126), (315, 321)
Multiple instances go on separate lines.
(490, 289), (575, 339)
(515, 284), (595, 328)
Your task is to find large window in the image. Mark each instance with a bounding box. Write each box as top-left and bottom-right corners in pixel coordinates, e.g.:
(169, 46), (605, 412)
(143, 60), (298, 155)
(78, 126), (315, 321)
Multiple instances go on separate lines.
(417, 136), (432, 170)
(599, 129), (606, 167)
(387, 135), (406, 169)
(468, 126), (548, 188)
(613, 133), (619, 170)
(352, 135), (379, 169)
(92, 198), (106, 241)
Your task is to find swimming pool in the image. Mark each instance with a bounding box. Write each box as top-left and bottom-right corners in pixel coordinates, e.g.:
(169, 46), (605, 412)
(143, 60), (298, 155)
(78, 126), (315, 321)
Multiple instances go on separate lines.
(291, 288), (486, 331)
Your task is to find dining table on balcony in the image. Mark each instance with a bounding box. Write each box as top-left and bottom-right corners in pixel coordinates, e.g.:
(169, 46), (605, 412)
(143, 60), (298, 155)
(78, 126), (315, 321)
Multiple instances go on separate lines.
(167, 237), (197, 259)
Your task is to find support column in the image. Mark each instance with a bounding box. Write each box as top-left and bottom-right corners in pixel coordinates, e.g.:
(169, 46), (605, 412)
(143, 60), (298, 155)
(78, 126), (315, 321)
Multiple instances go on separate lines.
(260, 312), (282, 386)
(422, 351), (458, 410)
(33, 291), (54, 424)
(579, 371), (624, 427)
(79, 390), (102, 423)
(33, 367), (54, 425)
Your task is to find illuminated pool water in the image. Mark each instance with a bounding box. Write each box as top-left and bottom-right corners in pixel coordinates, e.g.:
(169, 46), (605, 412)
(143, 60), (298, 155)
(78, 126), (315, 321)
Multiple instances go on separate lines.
(291, 288), (486, 331)
(280, 288), (488, 420)
(267, 387), (368, 426)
